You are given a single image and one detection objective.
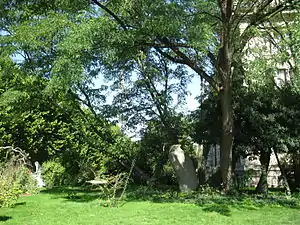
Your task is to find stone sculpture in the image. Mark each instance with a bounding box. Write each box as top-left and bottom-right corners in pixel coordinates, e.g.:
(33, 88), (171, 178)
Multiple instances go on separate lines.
(169, 144), (199, 192)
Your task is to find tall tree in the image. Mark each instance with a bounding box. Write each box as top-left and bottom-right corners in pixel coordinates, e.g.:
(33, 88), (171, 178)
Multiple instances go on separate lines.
(87, 0), (299, 191)
(1, 0), (299, 191)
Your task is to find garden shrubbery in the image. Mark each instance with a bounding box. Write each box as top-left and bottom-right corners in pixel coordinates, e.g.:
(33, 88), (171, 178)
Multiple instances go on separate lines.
(0, 168), (22, 208)
(0, 160), (38, 207)
(42, 160), (66, 188)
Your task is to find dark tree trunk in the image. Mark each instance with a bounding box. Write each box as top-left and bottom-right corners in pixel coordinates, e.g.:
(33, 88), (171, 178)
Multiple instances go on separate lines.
(151, 144), (170, 183)
(219, 81), (233, 192)
(152, 156), (168, 182)
(218, 0), (234, 193)
(273, 148), (291, 195)
(256, 150), (271, 194)
(293, 153), (300, 191)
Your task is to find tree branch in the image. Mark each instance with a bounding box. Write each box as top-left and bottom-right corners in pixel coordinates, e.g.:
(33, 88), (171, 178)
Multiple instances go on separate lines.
(158, 38), (218, 90)
(248, 0), (293, 27)
(90, 0), (128, 30)
(155, 48), (186, 64)
(237, 0), (298, 53)
(142, 42), (193, 48)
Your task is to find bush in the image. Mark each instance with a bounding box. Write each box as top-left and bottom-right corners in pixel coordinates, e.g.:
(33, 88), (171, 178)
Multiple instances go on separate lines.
(0, 146), (39, 207)
(0, 162), (38, 208)
(14, 166), (39, 194)
(0, 176), (21, 208)
(160, 163), (177, 185)
(42, 160), (66, 187)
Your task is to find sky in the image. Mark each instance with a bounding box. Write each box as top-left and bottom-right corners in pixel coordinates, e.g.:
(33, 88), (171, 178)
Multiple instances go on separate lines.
(93, 70), (201, 140)
(94, 71), (201, 113)
(184, 76), (201, 111)
(9, 46), (201, 113)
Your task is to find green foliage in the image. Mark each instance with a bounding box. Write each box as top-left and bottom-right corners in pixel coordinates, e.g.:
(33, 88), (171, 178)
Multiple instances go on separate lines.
(160, 163), (177, 185)
(0, 179), (21, 208)
(122, 185), (300, 211)
(136, 114), (193, 183)
(0, 67), (78, 162)
(0, 146), (39, 208)
(0, 162), (38, 208)
(1, 0), (300, 193)
(232, 169), (257, 190)
(191, 92), (221, 145)
(99, 162), (135, 207)
(0, 54), (129, 186)
(13, 166), (38, 194)
(42, 160), (66, 188)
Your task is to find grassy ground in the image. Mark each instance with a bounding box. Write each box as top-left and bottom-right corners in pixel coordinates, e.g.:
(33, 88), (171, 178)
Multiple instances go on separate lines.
(0, 187), (300, 225)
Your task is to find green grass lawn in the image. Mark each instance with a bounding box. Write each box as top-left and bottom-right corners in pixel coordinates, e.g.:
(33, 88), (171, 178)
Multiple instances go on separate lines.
(0, 187), (300, 225)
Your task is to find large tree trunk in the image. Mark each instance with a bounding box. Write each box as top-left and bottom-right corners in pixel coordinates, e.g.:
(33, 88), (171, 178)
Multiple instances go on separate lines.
(294, 153), (300, 191)
(256, 150), (271, 194)
(219, 81), (233, 192)
(218, 0), (234, 193)
(273, 148), (291, 195)
(218, 36), (233, 192)
(151, 144), (170, 183)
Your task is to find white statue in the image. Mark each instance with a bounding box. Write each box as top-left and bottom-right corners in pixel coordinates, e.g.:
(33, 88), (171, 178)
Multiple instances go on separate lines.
(33, 161), (45, 187)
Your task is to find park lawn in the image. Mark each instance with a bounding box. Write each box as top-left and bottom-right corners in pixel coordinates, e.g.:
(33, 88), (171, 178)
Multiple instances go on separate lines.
(0, 188), (300, 225)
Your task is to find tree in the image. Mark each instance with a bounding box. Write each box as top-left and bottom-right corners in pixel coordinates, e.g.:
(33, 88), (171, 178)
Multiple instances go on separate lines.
(1, 0), (299, 191)
(0, 53), (130, 183)
(81, 0), (300, 191)
(107, 50), (191, 137)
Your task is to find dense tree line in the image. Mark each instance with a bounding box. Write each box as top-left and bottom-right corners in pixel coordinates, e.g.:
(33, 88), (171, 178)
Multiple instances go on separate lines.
(0, 0), (300, 193)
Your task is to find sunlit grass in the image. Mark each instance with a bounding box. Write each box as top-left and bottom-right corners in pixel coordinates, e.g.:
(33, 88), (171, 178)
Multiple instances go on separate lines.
(0, 187), (299, 225)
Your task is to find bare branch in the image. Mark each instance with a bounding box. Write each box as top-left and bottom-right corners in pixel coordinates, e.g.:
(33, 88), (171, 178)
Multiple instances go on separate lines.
(237, 0), (298, 53)
(207, 51), (217, 67)
(197, 10), (222, 22)
(0, 146), (31, 167)
(232, 1), (258, 36)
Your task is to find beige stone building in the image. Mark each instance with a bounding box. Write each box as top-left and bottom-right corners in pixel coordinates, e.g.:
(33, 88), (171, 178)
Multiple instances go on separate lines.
(200, 144), (285, 188)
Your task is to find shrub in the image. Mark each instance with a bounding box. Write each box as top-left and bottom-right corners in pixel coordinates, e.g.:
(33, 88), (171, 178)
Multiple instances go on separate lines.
(0, 171), (22, 208)
(160, 163), (177, 185)
(0, 146), (39, 208)
(0, 163), (38, 208)
(42, 160), (66, 187)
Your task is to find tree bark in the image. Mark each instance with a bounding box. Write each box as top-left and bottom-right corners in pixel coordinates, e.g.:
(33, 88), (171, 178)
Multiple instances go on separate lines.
(218, 32), (233, 192)
(256, 150), (271, 194)
(273, 148), (291, 195)
(152, 155), (168, 182)
(218, 0), (234, 193)
(219, 81), (233, 192)
(294, 153), (300, 191)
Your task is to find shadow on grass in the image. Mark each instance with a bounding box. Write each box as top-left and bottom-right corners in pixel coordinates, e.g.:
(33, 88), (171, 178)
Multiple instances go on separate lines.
(0, 216), (12, 222)
(41, 186), (103, 203)
(124, 186), (300, 211)
(40, 185), (300, 212)
(203, 204), (231, 216)
(12, 202), (26, 208)
(41, 186), (102, 195)
(62, 194), (100, 203)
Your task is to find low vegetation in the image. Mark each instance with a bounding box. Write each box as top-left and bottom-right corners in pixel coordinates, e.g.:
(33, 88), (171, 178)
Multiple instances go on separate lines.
(0, 186), (299, 225)
(0, 147), (38, 208)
